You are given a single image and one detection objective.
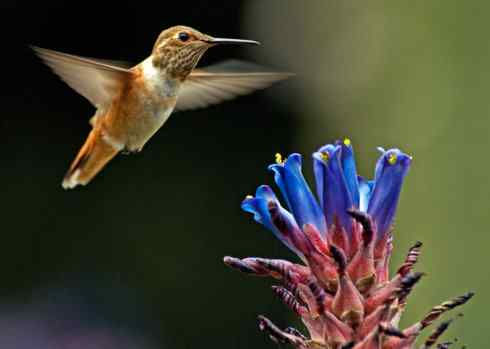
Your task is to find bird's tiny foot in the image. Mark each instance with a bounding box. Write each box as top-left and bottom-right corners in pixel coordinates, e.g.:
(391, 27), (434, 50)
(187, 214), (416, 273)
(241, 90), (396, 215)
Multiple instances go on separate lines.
(121, 147), (144, 155)
(121, 149), (137, 156)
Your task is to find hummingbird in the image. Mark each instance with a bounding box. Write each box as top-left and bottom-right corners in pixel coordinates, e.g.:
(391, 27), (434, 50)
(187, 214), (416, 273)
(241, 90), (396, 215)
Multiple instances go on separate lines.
(33, 25), (291, 189)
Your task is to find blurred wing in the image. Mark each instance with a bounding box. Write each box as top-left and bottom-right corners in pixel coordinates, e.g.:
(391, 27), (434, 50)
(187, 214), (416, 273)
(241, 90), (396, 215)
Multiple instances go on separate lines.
(175, 60), (293, 111)
(32, 46), (132, 109)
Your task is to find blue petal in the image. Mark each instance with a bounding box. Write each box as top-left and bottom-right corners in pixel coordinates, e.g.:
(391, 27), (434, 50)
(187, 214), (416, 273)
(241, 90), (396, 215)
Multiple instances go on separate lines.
(318, 144), (338, 154)
(313, 154), (325, 209)
(268, 164), (291, 210)
(241, 185), (303, 258)
(367, 148), (412, 238)
(374, 147), (386, 181)
(358, 176), (374, 212)
(337, 139), (360, 207)
(313, 144), (337, 209)
(269, 154), (327, 235)
(313, 145), (354, 234)
(313, 144), (337, 208)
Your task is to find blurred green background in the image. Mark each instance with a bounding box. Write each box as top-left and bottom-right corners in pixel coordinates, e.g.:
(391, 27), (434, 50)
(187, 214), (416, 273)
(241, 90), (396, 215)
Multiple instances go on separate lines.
(0, 0), (487, 348)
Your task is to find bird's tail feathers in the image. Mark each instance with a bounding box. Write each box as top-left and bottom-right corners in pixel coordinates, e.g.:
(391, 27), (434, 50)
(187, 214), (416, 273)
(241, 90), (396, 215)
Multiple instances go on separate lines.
(62, 129), (120, 189)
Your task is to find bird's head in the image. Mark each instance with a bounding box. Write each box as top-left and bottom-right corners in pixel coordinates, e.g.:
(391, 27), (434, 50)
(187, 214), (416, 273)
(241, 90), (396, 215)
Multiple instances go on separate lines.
(152, 25), (260, 79)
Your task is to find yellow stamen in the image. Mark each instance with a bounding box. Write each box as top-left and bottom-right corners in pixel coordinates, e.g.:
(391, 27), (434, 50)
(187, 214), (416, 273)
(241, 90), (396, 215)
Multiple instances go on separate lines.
(275, 153), (284, 164)
(343, 138), (351, 146)
(320, 151), (329, 161)
(245, 195), (254, 200)
(388, 153), (397, 165)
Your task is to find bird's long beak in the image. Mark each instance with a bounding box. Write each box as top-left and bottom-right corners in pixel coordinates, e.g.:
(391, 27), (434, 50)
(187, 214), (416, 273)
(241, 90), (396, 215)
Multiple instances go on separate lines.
(207, 37), (261, 45)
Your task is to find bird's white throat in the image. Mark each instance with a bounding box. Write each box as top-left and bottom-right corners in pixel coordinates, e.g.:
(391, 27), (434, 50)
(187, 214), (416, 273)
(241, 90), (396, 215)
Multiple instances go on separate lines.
(141, 57), (180, 98)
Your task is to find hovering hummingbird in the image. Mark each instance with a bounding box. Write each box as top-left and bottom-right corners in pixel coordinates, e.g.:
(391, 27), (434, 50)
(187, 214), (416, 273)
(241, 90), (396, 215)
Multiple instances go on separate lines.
(33, 25), (291, 189)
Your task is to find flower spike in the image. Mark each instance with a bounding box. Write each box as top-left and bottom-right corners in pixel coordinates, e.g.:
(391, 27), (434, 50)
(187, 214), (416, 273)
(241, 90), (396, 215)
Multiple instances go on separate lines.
(225, 139), (472, 349)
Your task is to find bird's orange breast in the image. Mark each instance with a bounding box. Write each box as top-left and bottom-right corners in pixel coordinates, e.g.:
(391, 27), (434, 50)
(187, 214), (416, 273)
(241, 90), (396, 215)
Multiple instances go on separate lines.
(100, 67), (178, 152)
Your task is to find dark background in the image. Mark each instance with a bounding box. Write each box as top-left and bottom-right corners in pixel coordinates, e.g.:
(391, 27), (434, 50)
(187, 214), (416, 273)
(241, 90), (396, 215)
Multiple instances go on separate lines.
(0, 1), (487, 348)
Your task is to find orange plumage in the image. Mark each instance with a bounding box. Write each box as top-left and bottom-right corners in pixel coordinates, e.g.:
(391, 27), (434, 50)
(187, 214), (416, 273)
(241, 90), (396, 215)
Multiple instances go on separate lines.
(33, 25), (292, 189)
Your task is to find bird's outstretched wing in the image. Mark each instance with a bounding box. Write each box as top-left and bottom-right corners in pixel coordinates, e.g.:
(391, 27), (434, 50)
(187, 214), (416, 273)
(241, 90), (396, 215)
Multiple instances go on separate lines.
(175, 60), (293, 111)
(31, 46), (132, 110)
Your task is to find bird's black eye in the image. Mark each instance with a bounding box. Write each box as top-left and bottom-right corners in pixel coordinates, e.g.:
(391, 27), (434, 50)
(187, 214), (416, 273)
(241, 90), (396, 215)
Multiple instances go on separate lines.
(178, 32), (190, 42)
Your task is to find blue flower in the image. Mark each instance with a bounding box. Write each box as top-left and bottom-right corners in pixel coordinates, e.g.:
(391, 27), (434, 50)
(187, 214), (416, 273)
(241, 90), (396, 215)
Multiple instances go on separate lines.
(313, 142), (355, 236)
(241, 185), (308, 262)
(229, 139), (473, 349)
(269, 153), (327, 236)
(242, 139), (412, 257)
(367, 148), (412, 239)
